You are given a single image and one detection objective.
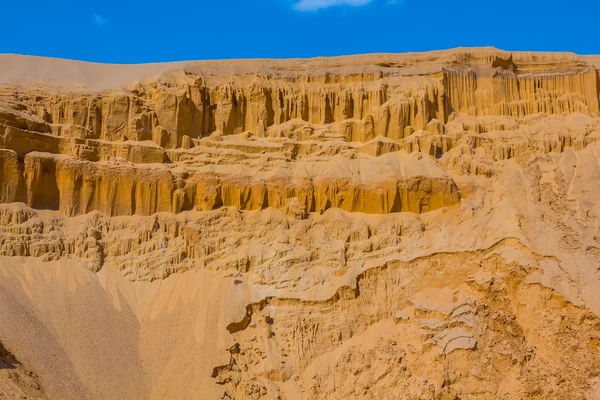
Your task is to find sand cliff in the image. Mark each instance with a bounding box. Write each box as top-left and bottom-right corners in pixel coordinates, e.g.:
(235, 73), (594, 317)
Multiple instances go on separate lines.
(0, 48), (600, 399)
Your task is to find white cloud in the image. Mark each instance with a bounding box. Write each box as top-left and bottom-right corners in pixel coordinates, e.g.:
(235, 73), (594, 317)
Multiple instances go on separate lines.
(294, 0), (373, 11)
(93, 14), (108, 26)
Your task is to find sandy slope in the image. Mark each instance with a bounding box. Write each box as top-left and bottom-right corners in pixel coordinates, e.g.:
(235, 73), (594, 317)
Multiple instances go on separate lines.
(0, 54), (184, 91)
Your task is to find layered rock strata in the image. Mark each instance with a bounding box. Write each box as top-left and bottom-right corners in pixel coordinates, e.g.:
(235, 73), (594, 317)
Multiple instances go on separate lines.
(0, 48), (599, 399)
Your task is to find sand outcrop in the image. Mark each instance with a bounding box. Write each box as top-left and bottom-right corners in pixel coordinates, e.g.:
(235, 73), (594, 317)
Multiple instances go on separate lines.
(0, 48), (600, 399)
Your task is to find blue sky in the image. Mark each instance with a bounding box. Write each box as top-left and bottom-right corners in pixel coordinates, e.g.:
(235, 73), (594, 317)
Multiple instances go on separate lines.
(0, 0), (597, 63)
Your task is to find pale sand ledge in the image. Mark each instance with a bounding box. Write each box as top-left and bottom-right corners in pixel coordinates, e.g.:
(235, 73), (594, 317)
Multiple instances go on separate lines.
(1, 47), (599, 91)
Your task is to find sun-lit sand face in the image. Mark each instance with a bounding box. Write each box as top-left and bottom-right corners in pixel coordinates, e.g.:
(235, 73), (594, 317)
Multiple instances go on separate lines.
(1, 48), (600, 399)
(0, 257), (249, 399)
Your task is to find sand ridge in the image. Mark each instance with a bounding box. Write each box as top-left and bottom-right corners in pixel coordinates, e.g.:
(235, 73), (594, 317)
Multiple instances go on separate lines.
(0, 47), (598, 91)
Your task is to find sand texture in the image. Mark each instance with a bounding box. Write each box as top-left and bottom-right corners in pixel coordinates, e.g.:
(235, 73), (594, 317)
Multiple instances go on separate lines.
(0, 47), (600, 399)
